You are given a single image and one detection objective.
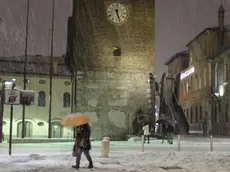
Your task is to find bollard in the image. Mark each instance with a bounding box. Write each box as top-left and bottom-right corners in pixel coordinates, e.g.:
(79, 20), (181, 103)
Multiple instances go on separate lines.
(141, 135), (144, 152)
(103, 137), (110, 153)
(101, 137), (110, 158)
(210, 135), (213, 152)
(177, 135), (180, 152)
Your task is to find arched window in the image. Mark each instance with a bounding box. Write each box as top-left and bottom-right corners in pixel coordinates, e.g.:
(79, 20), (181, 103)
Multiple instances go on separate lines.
(224, 58), (228, 82)
(38, 91), (46, 106)
(215, 63), (218, 88)
(17, 121), (33, 138)
(63, 92), (71, 107)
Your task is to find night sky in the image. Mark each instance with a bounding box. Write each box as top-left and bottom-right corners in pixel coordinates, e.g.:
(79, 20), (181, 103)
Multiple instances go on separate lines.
(0, 0), (230, 81)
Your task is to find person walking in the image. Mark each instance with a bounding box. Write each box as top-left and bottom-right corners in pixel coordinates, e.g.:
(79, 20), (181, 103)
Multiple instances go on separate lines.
(202, 114), (208, 136)
(142, 123), (150, 144)
(72, 123), (93, 169)
(166, 123), (174, 144)
(161, 122), (167, 143)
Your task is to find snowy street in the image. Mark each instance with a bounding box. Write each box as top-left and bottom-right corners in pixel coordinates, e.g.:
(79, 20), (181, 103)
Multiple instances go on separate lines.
(1, 137), (230, 172)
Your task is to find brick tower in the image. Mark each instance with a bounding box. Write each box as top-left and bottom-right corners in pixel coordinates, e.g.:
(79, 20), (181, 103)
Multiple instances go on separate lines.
(68, 0), (155, 140)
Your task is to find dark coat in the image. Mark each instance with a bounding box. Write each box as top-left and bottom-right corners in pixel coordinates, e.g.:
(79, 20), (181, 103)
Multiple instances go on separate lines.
(78, 124), (91, 150)
(166, 124), (174, 133)
(161, 123), (166, 133)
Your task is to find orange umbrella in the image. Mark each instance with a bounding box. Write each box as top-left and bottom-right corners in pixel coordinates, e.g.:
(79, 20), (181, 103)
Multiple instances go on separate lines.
(61, 114), (89, 127)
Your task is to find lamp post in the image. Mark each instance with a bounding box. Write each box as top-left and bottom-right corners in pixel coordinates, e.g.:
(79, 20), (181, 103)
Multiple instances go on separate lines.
(22, 0), (30, 138)
(48, 0), (55, 138)
(0, 80), (5, 143)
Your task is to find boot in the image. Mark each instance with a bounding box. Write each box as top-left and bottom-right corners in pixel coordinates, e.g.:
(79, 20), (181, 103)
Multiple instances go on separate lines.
(72, 163), (79, 169)
(88, 161), (93, 169)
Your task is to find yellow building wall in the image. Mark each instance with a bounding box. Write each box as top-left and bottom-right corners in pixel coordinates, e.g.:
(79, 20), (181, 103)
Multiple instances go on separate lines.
(1, 74), (73, 139)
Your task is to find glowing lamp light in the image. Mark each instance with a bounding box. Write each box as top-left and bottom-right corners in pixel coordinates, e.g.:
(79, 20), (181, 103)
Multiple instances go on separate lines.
(219, 85), (224, 97)
(4, 81), (12, 86)
(214, 93), (220, 97)
(155, 112), (158, 116)
(180, 66), (195, 80)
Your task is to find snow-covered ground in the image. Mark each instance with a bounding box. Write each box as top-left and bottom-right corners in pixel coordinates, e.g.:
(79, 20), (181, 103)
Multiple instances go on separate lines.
(1, 137), (230, 172)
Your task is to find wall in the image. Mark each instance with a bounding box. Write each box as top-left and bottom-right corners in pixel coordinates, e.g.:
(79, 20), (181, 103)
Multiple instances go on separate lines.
(1, 74), (72, 139)
(179, 31), (217, 131)
(212, 49), (230, 135)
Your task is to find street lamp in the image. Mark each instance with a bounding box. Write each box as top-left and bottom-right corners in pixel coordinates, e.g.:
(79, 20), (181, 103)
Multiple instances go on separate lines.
(0, 79), (16, 144)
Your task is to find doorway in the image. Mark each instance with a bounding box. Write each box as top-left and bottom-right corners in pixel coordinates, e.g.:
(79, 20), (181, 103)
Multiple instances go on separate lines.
(17, 121), (33, 138)
(51, 122), (63, 138)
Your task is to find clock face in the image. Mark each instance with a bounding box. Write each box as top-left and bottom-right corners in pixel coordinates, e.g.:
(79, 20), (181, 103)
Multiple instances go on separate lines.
(107, 3), (128, 24)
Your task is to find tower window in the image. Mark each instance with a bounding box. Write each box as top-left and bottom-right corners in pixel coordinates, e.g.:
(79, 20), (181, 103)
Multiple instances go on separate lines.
(113, 46), (121, 56)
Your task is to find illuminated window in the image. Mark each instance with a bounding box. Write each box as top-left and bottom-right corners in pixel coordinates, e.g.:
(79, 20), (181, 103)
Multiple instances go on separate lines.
(194, 76), (197, 91)
(215, 63), (218, 88)
(224, 58), (228, 82)
(190, 53), (193, 65)
(208, 63), (211, 86)
(186, 81), (189, 94)
(189, 76), (194, 91)
(198, 76), (201, 89)
(204, 68), (207, 87)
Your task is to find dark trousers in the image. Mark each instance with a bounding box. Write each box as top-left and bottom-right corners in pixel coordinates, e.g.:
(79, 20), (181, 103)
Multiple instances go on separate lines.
(161, 132), (166, 142)
(167, 132), (173, 144)
(144, 135), (150, 143)
(76, 148), (92, 164)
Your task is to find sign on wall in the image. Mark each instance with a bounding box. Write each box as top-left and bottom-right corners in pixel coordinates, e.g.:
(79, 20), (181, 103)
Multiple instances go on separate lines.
(4, 89), (21, 105)
(180, 66), (195, 80)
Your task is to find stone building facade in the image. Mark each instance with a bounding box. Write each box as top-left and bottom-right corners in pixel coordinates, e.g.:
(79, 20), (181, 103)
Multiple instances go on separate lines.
(164, 50), (189, 99)
(0, 55), (73, 140)
(210, 48), (230, 135)
(165, 50), (189, 77)
(179, 5), (230, 133)
(68, 0), (155, 140)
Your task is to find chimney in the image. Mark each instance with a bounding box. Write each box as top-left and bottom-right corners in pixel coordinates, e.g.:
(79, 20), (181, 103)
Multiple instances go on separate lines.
(218, 4), (225, 48)
(218, 4), (225, 31)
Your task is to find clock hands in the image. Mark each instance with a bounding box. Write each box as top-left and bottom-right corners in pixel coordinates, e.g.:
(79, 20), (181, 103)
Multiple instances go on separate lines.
(115, 9), (120, 22)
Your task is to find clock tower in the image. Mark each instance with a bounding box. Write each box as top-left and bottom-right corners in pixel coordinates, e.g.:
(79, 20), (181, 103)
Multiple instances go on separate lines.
(68, 0), (155, 140)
